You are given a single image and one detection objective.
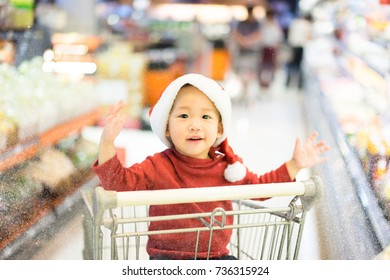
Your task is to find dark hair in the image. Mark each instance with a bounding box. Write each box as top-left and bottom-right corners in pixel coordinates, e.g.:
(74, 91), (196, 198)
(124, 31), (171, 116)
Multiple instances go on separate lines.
(246, 5), (254, 15)
(265, 8), (275, 19)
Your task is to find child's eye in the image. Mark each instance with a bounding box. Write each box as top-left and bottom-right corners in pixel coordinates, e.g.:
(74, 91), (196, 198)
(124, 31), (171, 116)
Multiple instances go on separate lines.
(202, 115), (211, 119)
(178, 114), (188, 118)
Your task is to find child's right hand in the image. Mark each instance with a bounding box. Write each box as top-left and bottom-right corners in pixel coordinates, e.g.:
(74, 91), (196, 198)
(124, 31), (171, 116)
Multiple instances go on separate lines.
(101, 100), (126, 143)
(98, 101), (126, 165)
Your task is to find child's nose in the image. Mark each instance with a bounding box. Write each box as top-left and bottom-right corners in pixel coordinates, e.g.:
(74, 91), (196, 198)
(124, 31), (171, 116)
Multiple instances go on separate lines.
(188, 119), (201, 131)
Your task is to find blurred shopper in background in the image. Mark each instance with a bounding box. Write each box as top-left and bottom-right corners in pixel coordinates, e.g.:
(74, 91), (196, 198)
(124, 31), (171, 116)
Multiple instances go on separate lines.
(14, 0), (53, 67)
(231, 5), (261, 101)
(285, 13), (313, 89)
(258, 8), (284, 90)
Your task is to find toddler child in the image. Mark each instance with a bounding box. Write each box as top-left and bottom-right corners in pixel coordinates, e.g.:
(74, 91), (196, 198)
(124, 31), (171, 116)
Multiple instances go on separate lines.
(92, 73), (330, 260)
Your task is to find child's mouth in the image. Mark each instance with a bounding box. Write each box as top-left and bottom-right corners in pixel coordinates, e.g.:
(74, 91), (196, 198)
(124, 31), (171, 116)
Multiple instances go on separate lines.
(188, 137), (203, 142)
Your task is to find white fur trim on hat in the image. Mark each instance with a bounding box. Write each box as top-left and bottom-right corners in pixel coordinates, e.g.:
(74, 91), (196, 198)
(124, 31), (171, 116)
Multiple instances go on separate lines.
(224, 161), (247, 183)
(149, 73), (231, 148)
(219, 138), (247, 182)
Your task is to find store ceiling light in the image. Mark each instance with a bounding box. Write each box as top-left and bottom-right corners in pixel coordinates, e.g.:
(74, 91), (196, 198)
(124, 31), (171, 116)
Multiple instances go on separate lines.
(42, 61), (97, 75)
(133, 0), (150, 10)
(53, 44), (89, 56)
(149, 3), (242, 23)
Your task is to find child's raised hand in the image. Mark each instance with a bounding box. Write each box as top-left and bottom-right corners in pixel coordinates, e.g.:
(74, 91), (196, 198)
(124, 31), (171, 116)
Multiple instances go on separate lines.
(101, 100), (126, 143)
(286, 131), (330, 179)
(98, 101), (126, 165)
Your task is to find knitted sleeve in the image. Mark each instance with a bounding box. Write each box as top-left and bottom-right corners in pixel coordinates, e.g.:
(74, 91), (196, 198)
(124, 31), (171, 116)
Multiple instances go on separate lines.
(244, 162), (294, 201)
(257, 162), (293, 184)
(92, 154), (155, 192)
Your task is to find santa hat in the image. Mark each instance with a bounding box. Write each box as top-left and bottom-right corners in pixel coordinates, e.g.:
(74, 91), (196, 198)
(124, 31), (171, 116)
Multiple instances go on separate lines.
(149, 73), (246, 182)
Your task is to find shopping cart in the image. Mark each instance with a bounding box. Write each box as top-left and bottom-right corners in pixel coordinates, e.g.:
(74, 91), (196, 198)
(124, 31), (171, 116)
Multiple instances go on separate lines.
(81, 176), (323, 260)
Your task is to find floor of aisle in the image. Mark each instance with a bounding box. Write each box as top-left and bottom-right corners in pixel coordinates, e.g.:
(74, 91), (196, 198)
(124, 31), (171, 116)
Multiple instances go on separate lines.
(30, 69), (321, 260)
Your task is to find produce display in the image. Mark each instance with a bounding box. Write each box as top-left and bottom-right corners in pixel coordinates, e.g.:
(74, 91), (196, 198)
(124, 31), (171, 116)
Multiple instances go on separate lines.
(0, 168), (43, 238)
(0, 58), (100, 250)
(0, 135), (98, 245)
(305, 33), (390, 218)
(0, 57), (100, 150)
(23, 148), (76, 196)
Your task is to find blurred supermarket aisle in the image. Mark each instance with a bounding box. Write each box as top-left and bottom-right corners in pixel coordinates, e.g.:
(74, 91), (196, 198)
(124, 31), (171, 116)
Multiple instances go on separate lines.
(30, 69), (321, 260)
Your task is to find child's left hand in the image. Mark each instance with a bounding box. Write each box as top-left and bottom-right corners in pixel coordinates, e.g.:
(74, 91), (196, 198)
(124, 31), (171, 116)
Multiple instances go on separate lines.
(287, 131), (330, 179)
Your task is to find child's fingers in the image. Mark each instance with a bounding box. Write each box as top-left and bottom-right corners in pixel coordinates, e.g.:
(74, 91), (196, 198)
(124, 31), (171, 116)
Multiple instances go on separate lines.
(315, 141), (330, 152)
(317, 157), (328, 163)
(107, 101), (125, 118)
(306, 131), (319, 144)
(295, 137), (301, 147)
(113, 101), (125, 114)
(116, 100), (125, 110)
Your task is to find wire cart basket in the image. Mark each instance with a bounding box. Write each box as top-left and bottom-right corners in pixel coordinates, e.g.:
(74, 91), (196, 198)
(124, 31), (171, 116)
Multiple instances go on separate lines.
(82, 176), (323, 260)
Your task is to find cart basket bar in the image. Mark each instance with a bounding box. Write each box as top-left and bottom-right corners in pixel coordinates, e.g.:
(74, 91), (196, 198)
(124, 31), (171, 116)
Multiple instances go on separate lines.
(95, 176), (323, 209)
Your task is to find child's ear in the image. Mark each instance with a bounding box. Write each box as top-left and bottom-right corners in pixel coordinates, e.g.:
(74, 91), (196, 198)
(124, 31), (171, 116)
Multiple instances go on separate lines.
(217, 122), (223, 137)
(165, 126), (170, 138)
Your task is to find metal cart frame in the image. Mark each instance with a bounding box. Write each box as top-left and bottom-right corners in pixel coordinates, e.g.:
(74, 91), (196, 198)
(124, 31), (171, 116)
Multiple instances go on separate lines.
(82, 176), (323, 260)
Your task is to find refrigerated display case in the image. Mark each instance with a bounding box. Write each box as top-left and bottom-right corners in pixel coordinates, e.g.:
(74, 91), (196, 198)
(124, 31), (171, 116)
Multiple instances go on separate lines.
(303, 67), (390, 259)
(301, 1), (390, 258)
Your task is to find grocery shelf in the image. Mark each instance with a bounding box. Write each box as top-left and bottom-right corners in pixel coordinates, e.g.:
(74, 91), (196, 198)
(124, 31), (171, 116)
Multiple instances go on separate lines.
(0, 174), (100, 259)
(0, 139), (39, 173)
(40, 108), (102, 146)
(336, 41), (389, 78)
(0, 108), (102, 173)
(303, 66), (390, 259)
(0, 107), (102, 258)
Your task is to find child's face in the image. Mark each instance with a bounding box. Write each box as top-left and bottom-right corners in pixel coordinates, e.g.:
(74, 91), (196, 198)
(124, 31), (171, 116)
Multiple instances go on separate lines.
(166, 85), (223, 159)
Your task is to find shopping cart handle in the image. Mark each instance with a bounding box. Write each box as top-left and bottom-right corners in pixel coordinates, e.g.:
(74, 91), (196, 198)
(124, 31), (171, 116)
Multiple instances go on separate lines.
(301, 175), (324, 211)
(92, 176), (323, 209)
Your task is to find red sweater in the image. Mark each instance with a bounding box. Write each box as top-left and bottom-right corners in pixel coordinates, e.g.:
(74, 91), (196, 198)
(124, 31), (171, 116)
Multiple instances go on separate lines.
(92, 147), (292, 259)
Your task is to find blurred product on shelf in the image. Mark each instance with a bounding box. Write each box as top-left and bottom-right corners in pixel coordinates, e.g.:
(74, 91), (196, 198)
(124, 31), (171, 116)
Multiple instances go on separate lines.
(57, 135), (99, 171)
(0, 111), (18, 150)
(0, 168), (43, 239)
(34, 1), (67, 32)
(210, 39), (230, 81)
(142, 38), (185, 108)
(0, 40), (15, 65)
(0, 133), (98, 251)
(23, 148), (76, 196)
(95, 41), (146, 128)
(0, 57), (100, 146)
(2, 0), (35, 30)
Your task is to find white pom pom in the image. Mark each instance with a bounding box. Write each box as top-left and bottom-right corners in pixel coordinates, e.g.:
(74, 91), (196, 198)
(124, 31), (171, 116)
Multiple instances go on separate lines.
(224, 162), (247, 182)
